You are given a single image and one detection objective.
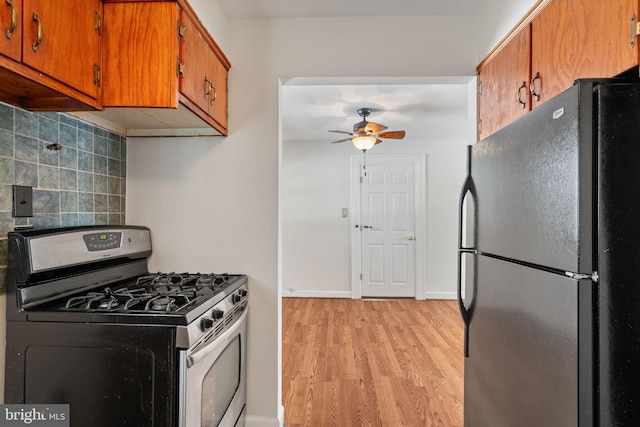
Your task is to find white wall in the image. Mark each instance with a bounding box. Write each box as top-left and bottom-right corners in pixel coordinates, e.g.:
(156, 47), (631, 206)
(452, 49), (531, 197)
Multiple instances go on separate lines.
(126, 5), (537, 425)
(475, 0), (541, 61)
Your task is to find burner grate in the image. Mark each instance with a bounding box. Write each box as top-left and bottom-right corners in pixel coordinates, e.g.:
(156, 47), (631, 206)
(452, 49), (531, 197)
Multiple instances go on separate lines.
(60, 272), (233, 314)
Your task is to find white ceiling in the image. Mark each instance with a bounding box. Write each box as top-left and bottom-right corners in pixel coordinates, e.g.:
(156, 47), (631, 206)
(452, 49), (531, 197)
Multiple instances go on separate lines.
(219, 0), (486, 19)
(281, 79), (473, 142)
(222, 1), (481, 143)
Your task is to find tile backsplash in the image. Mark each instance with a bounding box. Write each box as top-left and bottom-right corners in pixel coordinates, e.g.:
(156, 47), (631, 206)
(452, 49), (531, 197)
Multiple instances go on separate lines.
(0, 102), (127, 291)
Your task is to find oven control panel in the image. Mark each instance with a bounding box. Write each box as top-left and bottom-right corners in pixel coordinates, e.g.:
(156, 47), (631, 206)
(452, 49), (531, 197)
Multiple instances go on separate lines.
(83, 232), (122, 251)
(25, 226), (152, 273)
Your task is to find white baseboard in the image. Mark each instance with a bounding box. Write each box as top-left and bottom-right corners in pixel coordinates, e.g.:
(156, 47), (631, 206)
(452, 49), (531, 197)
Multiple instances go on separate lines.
(245, 405), (284, 427)
(424, 291), (457, 300)
(282, 289), (352, 298)
(283, 289), (457, 300)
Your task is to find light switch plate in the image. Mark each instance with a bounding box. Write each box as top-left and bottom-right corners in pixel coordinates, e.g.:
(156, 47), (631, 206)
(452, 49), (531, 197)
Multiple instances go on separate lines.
(12, 185), (33, 217)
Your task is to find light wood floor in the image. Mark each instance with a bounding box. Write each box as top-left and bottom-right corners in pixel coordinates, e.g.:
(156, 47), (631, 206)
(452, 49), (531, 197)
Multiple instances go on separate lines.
(282, 298), (464, 427)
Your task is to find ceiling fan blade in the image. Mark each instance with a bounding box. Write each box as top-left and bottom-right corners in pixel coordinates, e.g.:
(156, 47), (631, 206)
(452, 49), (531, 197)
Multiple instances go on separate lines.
(376, 130), (406, 139)
(374, 138), (383, 145)
(329, 138), (352, 144)
(365, 122), (388, 133)
(328, 130), (353, 135)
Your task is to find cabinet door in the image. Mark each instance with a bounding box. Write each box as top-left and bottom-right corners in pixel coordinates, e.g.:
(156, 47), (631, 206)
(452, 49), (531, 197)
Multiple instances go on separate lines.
(22, 0), (101, 100)
(179, 8), (228, 132)
(102, 2), (178, 108)
(477, 26), (531, 140)
(207, 53), (228, 131)
(179, 9), (212, 116)
(531, 0), (640, 108)
(0, 0), (21, 61)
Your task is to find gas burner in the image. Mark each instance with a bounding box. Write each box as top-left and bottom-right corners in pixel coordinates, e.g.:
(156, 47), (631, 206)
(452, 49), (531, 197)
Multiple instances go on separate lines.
(151, 273), (186, 287)
(66, 292), (112, 310)
(98, 298), (119, 309)
(196, 273), (230, 287)
(150, 296), (176, 312)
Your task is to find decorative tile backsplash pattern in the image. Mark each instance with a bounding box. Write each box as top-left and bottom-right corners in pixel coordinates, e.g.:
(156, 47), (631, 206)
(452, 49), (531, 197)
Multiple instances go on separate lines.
(0, 102), (127, 291)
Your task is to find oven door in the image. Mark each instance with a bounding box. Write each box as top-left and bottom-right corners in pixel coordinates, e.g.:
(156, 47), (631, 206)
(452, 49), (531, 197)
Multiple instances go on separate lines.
(179, 310), (247, 427)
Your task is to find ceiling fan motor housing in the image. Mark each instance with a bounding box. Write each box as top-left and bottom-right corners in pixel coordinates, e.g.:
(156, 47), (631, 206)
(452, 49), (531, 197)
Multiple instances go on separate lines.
(354, 108), (373, 133)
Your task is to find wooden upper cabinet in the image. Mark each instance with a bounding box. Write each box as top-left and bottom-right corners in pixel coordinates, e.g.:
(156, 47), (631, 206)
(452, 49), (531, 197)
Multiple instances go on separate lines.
(0, 0), (101, 111)
(102, 2), (178, 107)
(477, 0), (640, 138)
(207, 50), (228, 131)
(0, 0), (22, 62)
(22, 0), (102, 100)
(179, 9), (228, 132)
(101, 0), (230, 135)
(177, 5), (229, 133)
(477, 26), (531, 141)
(531, 0), (640, 107)
(179, 10), (210, 115)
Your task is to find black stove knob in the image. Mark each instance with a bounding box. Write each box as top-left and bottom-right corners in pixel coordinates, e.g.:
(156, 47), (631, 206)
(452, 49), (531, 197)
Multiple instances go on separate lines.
(232, 293), (241, 304)
(238, 289), (248, 297)
(201, 317), (214, 331)
(211, 309), (224, 320)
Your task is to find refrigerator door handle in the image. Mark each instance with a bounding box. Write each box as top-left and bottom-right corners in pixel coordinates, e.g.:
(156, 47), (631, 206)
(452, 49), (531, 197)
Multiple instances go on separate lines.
(458, 174), (477, 252)
(458, 174), (477, 358)
(457, 250), (472, 358)
(564, 271), (599, 282)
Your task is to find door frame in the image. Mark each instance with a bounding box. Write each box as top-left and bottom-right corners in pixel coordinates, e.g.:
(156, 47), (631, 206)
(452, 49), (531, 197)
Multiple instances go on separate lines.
(350, 154), (427, 300)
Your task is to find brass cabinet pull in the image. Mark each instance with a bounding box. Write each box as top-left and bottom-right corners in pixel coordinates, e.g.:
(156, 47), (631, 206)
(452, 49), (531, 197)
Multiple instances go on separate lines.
(204, 76), (212, 98)
(516, 81), (528, 109)
(210, 84), (217, 105)
(204, 77), (217, 104)
(32, 12), (43, 52)
(5, 0), (17, 40)
(529, 72), (541, 102)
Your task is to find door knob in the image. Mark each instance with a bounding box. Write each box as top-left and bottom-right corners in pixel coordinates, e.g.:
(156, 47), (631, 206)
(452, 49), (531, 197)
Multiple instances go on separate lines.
(408, 235), (414, 241)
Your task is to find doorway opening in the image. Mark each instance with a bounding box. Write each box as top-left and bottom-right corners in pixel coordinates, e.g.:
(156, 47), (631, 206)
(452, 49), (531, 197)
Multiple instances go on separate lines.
(280, 76), (475, 301)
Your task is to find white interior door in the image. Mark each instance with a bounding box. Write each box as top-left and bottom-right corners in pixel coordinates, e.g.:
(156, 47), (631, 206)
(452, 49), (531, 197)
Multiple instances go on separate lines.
(359, 161), (416, 297)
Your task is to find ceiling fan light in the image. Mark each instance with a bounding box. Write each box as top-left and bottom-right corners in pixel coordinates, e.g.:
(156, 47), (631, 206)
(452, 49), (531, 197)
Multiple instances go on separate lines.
(352, 136), (376, 152)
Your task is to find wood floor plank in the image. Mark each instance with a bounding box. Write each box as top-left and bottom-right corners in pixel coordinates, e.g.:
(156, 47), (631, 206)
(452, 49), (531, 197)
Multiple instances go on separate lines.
(282, 298), (464, 426)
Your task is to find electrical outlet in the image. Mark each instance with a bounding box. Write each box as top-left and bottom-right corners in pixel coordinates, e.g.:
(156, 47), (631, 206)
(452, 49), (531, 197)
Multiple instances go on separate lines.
(12, 185), (33, 217)
(341, 208), (349, 218)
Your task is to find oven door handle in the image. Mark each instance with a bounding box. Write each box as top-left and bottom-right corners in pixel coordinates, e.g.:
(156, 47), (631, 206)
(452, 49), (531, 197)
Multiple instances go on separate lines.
(187, 310), (247, 367)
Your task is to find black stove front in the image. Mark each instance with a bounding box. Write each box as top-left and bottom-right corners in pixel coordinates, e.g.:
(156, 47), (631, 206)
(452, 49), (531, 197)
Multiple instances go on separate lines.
(4, 225), (248, 427)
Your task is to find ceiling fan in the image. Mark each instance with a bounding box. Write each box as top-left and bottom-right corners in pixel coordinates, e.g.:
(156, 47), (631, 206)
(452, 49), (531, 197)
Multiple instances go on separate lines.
(328, 107), (406, 152)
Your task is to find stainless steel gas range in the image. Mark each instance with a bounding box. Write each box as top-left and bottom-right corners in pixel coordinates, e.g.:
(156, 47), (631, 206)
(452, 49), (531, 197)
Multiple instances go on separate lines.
(4, 225), (248, 427)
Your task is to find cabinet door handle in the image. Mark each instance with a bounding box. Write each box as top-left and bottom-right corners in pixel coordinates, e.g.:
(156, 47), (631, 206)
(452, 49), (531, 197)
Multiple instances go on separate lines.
(529, 72), (541, 102)
(204, 76), (212, 98)
(516, 81), (527, 109)
(210, 84), (217, 105)
(204, 76), (217, 104)
(32, 12), (43, 52)
(5, 0), (17, 40)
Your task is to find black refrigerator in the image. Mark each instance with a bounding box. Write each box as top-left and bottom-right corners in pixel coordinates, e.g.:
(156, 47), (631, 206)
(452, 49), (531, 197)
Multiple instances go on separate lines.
(457, 78), (640, 427)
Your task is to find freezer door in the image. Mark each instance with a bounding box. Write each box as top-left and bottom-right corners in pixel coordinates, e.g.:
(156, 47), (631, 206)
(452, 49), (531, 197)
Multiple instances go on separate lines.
(471, 82), (594, 273)
(464, 255), (593, 427)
